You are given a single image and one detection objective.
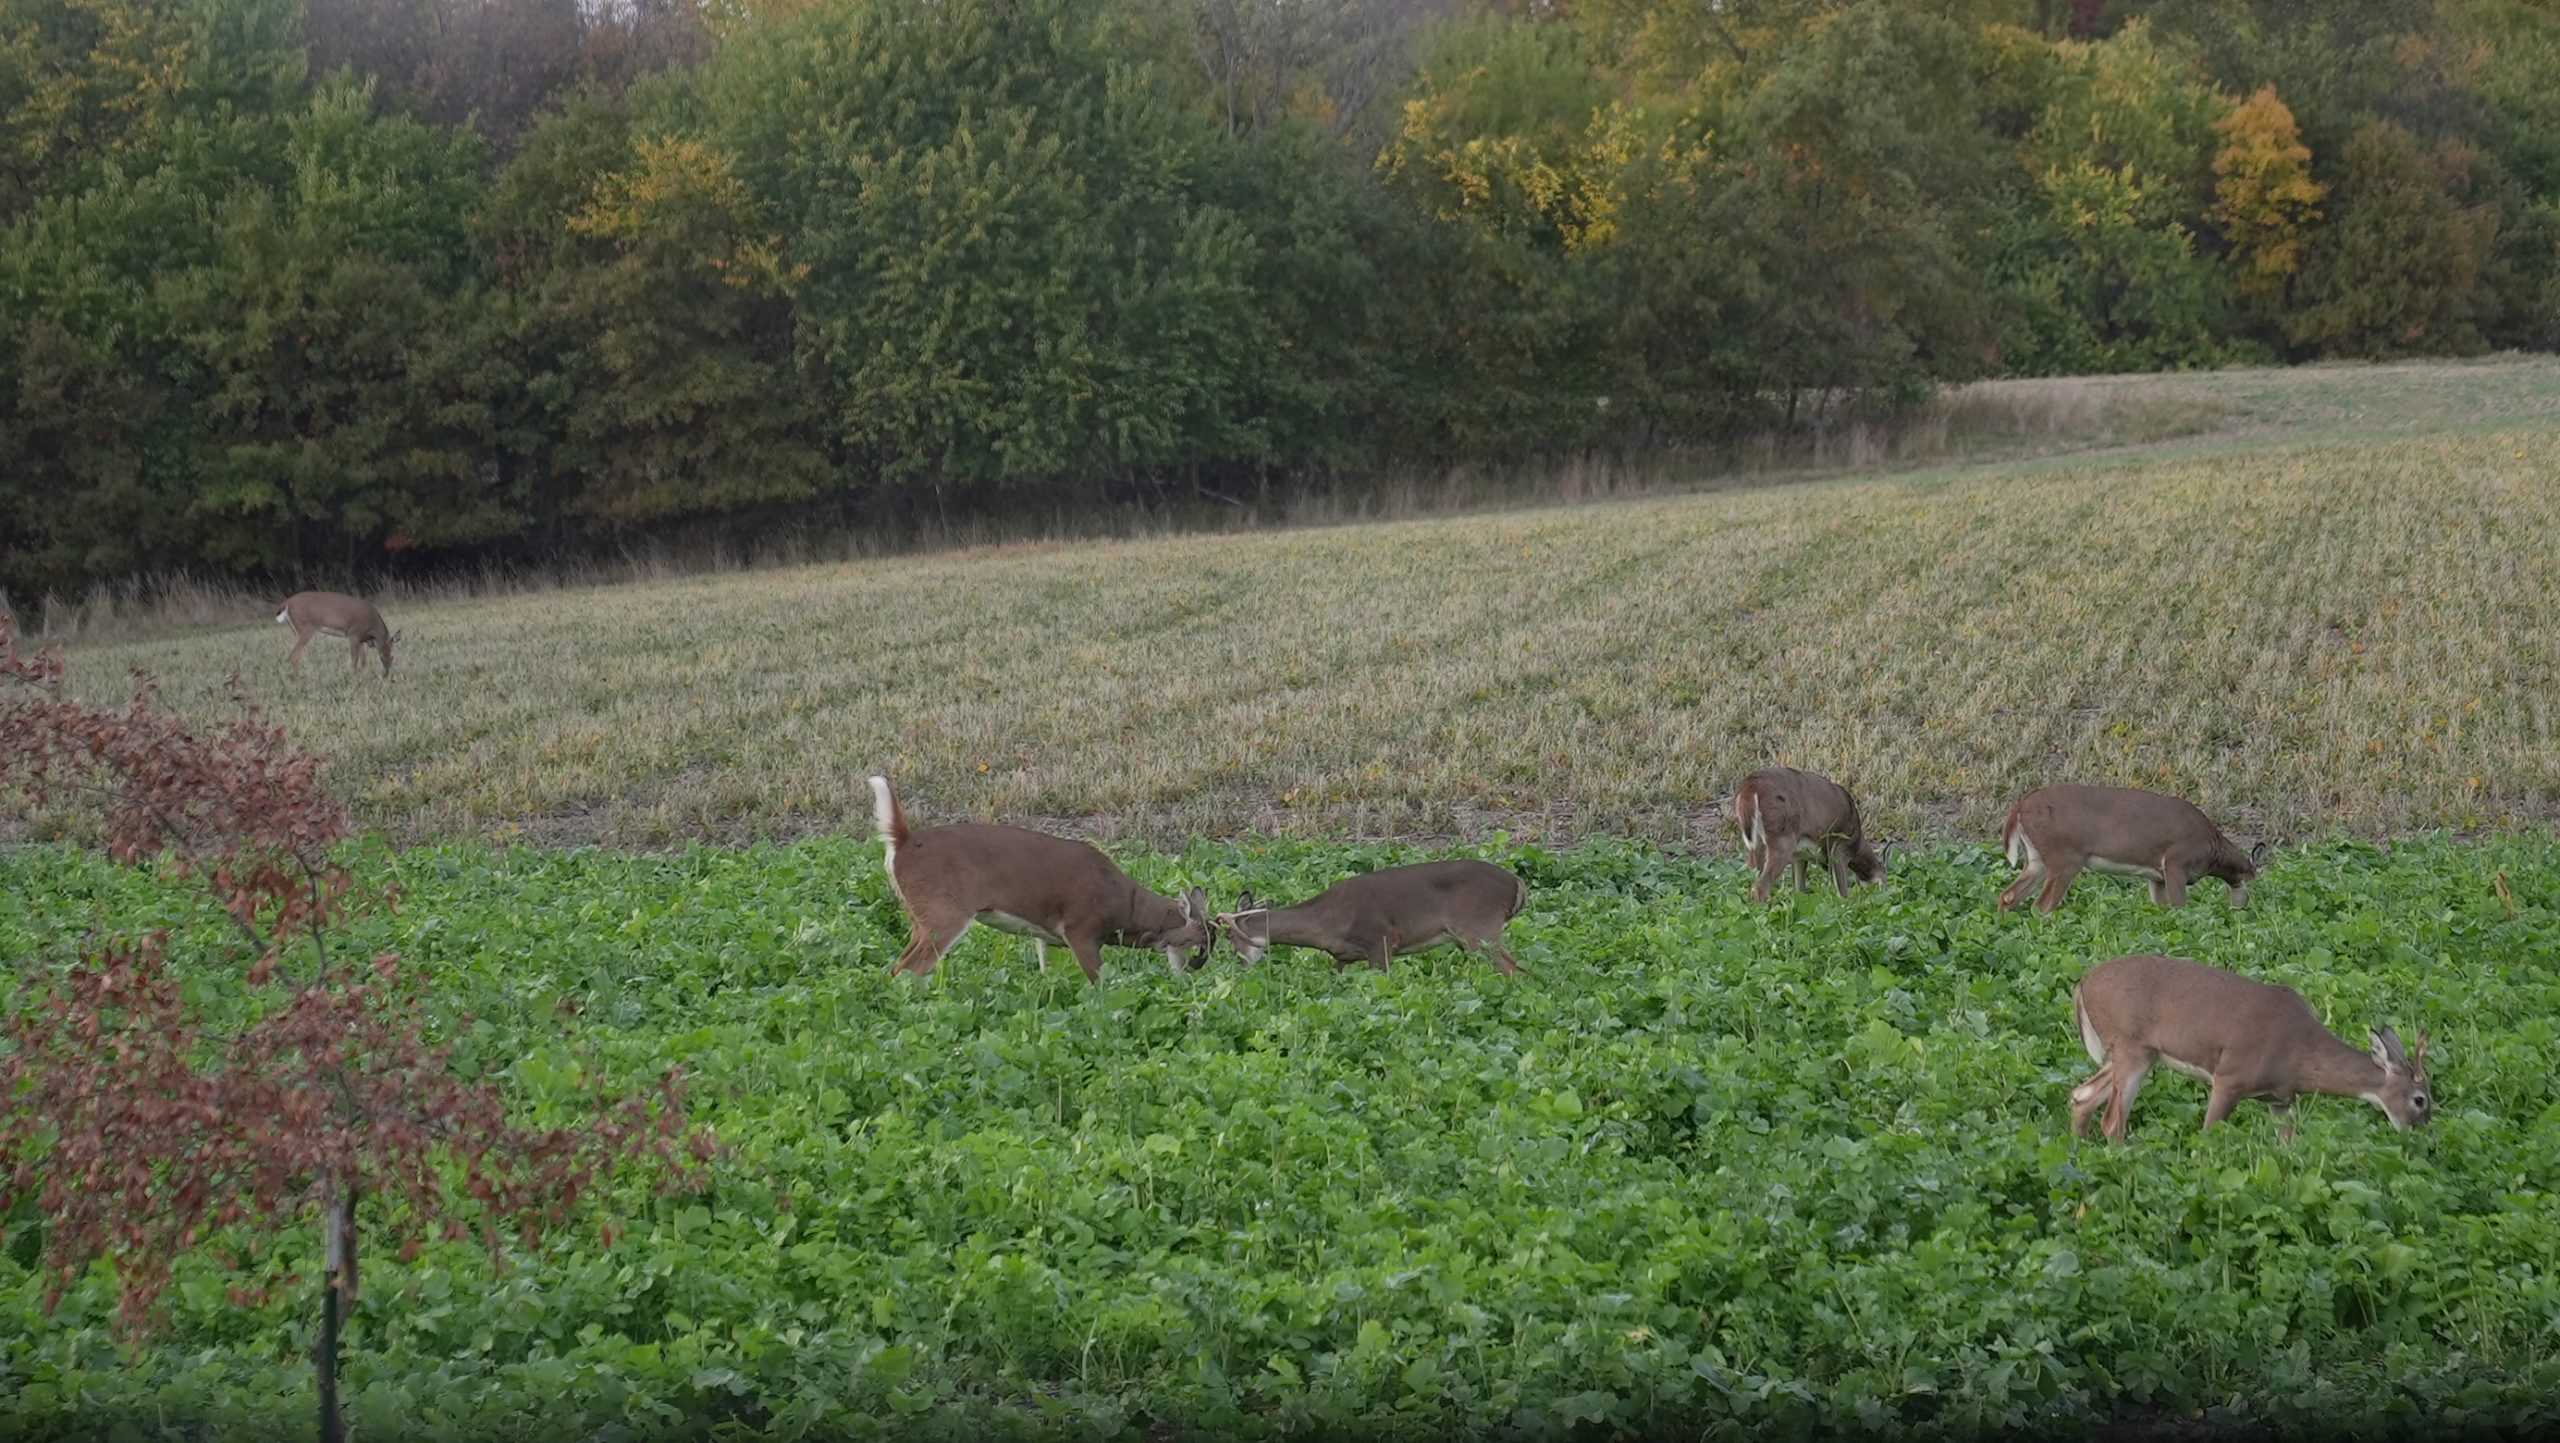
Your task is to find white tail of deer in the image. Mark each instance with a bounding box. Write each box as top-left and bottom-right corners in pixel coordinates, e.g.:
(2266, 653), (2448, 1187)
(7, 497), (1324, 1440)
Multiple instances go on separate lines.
(1999, 783), (2260, 914)
(1730, 766), (1889, 903)
(1217, 859), (1528, 976)
(2070, 953), (2433, 1143)
(867, 775), (1209, 984)
(276, 591), (398, 676)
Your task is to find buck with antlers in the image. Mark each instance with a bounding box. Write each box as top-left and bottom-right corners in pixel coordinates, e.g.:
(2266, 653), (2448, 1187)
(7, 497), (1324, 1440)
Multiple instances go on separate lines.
(1730, 766), (1890, 903)
(1219, 859), (1528, 976)
(2069, 953), (2434, 1143)
(867, 775), (1211, 984)
(276, 591), (400, 676)
(1999, 783), (2261, 914)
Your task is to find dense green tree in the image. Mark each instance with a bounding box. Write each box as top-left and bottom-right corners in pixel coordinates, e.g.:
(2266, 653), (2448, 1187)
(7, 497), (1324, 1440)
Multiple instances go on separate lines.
(2289, 120), (2503, 358)
(695, 0), (1269, 507)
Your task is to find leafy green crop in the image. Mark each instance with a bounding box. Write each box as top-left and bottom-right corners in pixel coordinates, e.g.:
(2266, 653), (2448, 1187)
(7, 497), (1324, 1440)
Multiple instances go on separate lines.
(3, 832), (2557, 1441)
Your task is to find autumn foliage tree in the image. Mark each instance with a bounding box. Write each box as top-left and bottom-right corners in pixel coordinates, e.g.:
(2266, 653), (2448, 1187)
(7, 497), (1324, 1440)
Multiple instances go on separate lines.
(2211, 85), (2327, 312)
(0, 612), (716, 1443)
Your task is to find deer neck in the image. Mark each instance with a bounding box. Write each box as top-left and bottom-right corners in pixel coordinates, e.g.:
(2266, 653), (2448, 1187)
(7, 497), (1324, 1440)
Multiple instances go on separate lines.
(2288, 1031), (2388, 1101)
(1108, 880), (1181, 943)
(1260, 902), (1355, 955)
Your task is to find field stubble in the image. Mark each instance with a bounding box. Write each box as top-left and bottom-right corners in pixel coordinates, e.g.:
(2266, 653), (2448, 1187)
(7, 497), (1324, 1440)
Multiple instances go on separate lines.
(14, 359), (2560, 854)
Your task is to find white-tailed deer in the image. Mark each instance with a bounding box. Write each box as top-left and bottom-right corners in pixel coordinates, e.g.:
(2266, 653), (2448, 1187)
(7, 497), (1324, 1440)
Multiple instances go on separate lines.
(2070, 953), (2433, 1143)
(1218, 859), (1528, 976)
(276, 591), (399, 676)
(868, 775), (1210, 984)
(1998, 784), (2261, 914)
(1730, 767), (1889, 904)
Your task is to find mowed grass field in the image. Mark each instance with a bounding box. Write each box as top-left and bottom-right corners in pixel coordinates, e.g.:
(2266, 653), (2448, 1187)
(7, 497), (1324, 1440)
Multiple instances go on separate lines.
(27, 357), (2560, 853)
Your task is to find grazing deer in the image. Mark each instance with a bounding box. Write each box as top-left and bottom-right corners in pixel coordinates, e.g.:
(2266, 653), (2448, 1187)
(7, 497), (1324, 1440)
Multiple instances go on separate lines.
(867, 775), (1210, 984)
(1998, 784), (2261, 914)
(1218, 859), (1529, 976)
(1729, 766), (1890, 904)
(276, 591), (399, 676)
(2069, 953), (2434, 1143)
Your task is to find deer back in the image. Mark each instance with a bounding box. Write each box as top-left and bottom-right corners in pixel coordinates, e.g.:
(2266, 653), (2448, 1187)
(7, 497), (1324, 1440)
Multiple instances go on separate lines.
(1311, 859), (1524, 933)
(2012, 785), (2240, 867)
(896, 821), (1195, 943)
(1739, 767), (1869, 841)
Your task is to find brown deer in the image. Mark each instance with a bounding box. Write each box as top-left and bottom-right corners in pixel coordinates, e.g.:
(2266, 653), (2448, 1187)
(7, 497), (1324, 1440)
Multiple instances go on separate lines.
(1729, 766), (1889, 904)
(2069, 953), (2434, 1143)
(868, 775), (1210, 984)
(1998, 784), (2261, 914)
(276, 591), (399, 676)
(1218, 859), (1528, 976)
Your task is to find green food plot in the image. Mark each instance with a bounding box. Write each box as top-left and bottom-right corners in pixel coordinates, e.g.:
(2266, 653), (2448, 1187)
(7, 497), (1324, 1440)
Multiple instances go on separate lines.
(1, 832), (2556, 1441)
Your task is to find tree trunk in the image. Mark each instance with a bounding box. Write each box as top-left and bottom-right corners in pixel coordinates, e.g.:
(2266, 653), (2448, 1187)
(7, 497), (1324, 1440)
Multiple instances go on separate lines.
(316, 1181), (357, 1443)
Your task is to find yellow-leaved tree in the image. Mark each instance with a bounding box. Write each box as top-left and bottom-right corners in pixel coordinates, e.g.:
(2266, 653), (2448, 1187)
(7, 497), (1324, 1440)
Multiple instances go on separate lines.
(2210, 84), (2327, 307)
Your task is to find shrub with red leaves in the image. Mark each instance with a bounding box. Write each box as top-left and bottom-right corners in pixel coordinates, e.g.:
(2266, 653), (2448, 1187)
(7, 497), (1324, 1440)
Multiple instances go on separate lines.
(0, 612), (716, 1441)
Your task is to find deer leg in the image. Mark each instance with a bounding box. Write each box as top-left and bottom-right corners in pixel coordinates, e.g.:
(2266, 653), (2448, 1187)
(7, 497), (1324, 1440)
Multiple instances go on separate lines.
(1031, 940), (1049, 973)
(892, 912), (971, 978)
(349, 635), (366, 673)
(1751, 847), (1790, 904)
(2101, 1052), (2154, 1142)
(1793, 854), (1812, 892)
(1066, 934), (1106, 985)
(2153, 853), (2189, 908)
(2034, 860), (2083, 914)
(1827, 847), (1855, 898)
(287, 630), (313, 669)
(1998, 861), (2045, 911)
(2200, 1077), (2244, 1131)
(2069, 1063), (2114, 1138)
(1464, 931), (1524, 977)
(2270, 1098), (2298, 1144)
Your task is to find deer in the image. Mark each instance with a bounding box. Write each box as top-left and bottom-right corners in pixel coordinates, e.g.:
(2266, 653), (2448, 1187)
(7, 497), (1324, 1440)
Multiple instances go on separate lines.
(1217, 859), (1528, 976)
(2069, 953), (2434, 1143)
(866, 775), (1211, 984)
(1729, 766), (1890, 904)
(276, 591), (399, 676)
(1998, 783), (2262, 914)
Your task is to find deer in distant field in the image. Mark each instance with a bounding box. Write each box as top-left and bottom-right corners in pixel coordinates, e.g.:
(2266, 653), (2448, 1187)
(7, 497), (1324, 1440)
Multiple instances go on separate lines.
(276, 591), (399, 676)
(867, 775), (1211, 984)
(2069, 953), (2434, 1143)
(1999, 784), (2262, 914)
(1218, 859), (1529, 976)
(1730, 766), (1890, 903)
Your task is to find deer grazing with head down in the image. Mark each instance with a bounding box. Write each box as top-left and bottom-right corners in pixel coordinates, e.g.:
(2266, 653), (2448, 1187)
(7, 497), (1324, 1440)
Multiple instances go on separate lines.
(1999, 784), (2261, 914)
(867, 775), (1211, 984)
(1219, 859), (1528, 976)
(1730, 766), (1889, 904)
(2069, 953), (2433, 1143)
(276, 591), (399, 676)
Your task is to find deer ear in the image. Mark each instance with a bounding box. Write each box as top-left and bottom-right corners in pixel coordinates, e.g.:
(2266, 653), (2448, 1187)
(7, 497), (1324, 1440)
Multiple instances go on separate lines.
(2249, 838), (2270, 864)
(1237, 890), (1259, 913)
(1182, 886), (1207, 920)
(2370, 1026), (2407, 1071)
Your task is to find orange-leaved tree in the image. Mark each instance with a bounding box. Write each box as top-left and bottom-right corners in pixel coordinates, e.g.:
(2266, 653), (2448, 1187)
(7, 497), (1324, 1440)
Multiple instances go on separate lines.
(2210, 84), (2327, 309)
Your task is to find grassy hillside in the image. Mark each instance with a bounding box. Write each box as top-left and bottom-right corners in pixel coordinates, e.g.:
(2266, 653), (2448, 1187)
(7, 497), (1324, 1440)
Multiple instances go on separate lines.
(3, 833), (2556, 1441)
(20, 357), (2560, 852)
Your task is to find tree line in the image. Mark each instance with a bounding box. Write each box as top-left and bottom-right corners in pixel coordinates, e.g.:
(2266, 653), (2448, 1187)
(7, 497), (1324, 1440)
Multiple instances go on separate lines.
(4, 0), (2555, 600)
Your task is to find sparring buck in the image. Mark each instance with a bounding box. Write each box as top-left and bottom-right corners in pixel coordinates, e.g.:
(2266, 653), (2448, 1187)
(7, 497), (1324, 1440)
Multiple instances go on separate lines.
(868, 775), (1210, 983)
(276, 590), (399, 676)
(1730, 766), (1889, 904)
(1999, 783), (2261, 914)
(1220, 859), (1528, 976)
(2069, 953), (2434, 1143)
